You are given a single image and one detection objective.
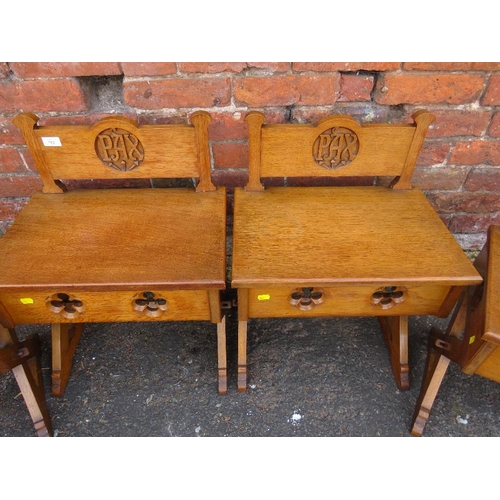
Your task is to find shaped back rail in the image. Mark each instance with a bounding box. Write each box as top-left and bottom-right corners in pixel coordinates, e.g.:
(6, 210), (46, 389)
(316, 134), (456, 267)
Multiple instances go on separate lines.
(13, 111), (215, 193)
(245, 110), (435, 191)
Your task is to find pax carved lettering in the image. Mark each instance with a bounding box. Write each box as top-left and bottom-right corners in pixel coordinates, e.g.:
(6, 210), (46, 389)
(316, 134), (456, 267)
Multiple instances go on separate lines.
(95, 128), (145, 171)
(313, 127), (359, 169)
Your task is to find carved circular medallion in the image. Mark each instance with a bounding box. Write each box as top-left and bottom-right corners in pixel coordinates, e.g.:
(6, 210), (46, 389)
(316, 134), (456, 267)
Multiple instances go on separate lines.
(313, 127), (359, 169)
(95, 128), (144, 171)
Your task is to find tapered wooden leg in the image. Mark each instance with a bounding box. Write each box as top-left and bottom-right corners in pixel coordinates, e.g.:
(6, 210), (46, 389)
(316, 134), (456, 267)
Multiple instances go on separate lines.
(237, 288), (249, 393)
(51, 322), (85, 397)
(217, 315), (227, 395)
(237, 320), (248, 393)
(410, 339), (450, 436)
(379, 315), (409, 390)
(12, 341), (53, 437)
(1, 325), (52, 437)
(411, 294), (468, 435)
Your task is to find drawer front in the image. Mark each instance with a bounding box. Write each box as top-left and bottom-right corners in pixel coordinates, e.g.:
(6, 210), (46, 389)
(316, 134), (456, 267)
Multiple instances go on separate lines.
(247, 284), (452, 318)
(0, 289), (213, 325)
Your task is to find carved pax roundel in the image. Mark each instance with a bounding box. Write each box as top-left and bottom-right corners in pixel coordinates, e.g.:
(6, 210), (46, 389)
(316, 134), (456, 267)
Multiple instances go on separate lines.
(95, 128), (145, 171)
(313, 127), (359, 170)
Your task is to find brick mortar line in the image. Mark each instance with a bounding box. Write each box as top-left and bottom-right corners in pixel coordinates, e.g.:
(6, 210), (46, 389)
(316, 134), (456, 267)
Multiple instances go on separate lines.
(8, 70), (496, 84)
(0, 172), (40, 178)
(0, 196), (30, 202)
(1, 103), (498, 118)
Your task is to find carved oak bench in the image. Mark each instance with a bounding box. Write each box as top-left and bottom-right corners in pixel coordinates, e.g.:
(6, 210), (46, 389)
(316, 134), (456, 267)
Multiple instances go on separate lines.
(231, 111), (482, 393)
(0, 112), (228, 405)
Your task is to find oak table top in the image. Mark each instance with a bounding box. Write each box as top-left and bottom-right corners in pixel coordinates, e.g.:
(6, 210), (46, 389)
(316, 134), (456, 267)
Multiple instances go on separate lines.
(232, 185), (480, 288)
(0, 187), (227, 293)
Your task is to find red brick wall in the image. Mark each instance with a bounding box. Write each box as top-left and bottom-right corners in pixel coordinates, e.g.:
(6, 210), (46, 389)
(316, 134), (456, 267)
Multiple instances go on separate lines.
(1, 61), (499, 248)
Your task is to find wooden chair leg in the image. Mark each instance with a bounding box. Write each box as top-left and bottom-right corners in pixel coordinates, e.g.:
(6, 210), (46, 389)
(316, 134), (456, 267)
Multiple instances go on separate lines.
(237, 320), (248, 393)
(51, 322), (85, 397)
(379, 315), (409, 390)
(217, 315), (227, 395)
(410, 347), (450, 436)
(410, 293), (468, 436)
(12, 338), (53, 437)
(1, 325), (52, 437)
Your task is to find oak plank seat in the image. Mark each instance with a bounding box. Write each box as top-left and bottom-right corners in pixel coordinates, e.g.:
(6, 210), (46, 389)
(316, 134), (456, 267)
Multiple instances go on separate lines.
(0, 320), (52, 437)
(0, 112), (228, 404)
(232, 111), (481, 393)
(411, 225), (500, 436)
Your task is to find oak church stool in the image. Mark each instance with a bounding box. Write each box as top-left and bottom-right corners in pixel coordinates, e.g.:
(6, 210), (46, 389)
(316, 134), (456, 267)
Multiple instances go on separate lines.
(0, 111), (228, 402)
(0, 323), (52, 436)
(411, 225), (500, 436)
(231, 110), (482, 393)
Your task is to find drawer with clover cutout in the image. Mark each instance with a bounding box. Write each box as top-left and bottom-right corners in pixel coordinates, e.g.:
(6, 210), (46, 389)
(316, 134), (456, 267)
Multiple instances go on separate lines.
(0, 289), (213, 324)
(246, 284), (455, 319)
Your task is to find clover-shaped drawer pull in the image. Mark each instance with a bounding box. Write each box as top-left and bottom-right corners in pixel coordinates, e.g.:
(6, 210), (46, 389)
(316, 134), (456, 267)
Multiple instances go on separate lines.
(289, 287), (325, 311)
(371, 286), (407, 310)
(132, 291), (168, 318)
(46, 293), (85, 319)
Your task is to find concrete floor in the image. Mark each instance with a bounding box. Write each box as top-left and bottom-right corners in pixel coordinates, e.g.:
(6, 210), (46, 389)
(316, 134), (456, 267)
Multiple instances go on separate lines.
(1, 307), (499, 438)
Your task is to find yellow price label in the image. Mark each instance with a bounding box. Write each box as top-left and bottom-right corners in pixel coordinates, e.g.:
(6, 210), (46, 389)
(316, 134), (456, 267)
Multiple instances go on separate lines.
(469, 335), (476, 345)
(257, 294), (271, 301)
(20, 298), (34, 304)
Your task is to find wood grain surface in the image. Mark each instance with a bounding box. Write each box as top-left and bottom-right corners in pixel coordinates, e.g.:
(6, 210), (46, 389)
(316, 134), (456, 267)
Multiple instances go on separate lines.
(0, 188), (226, 291)
(244, 110), (435, 186)
(0, 289), (213, 324)
(232, 186), (481, 287)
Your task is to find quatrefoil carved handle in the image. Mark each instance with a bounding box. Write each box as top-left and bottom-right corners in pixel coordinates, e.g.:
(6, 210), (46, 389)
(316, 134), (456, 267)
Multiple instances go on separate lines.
(289, 287), (325, 311)
(132, 291), (168, 318)
(46, 293), (85, 319)
(371, 286), (407, 310)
